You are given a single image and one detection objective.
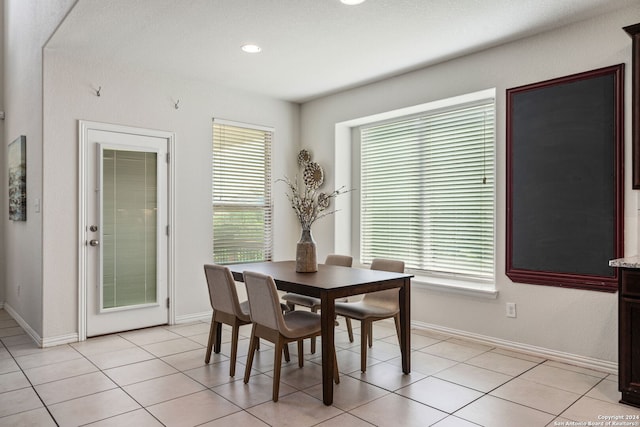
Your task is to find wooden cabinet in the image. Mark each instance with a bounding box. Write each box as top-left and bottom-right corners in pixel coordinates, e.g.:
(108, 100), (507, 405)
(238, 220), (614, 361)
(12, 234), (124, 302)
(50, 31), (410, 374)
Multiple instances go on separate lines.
(619, 268), (640, 408)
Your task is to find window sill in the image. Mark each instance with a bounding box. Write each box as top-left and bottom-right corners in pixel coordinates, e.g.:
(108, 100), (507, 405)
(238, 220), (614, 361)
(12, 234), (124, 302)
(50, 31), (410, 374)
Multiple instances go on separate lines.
(412, 275), (499, 299)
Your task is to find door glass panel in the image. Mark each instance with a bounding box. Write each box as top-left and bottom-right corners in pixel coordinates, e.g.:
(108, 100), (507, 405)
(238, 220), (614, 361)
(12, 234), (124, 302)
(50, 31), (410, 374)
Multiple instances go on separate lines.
(102, 149), (158, 310)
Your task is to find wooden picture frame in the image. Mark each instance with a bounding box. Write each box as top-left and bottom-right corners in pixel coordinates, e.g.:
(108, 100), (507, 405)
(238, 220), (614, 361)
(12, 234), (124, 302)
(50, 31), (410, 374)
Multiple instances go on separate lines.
(506, 65), (624, 292)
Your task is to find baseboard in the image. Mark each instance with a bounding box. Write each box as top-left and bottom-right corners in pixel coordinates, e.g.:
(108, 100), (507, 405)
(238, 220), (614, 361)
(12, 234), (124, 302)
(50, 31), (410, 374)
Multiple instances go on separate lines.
(3, 302), (43, 347)
(175, 310), (212, 324)
(412, 320), (618, 375)
(42, 333), (79, 348)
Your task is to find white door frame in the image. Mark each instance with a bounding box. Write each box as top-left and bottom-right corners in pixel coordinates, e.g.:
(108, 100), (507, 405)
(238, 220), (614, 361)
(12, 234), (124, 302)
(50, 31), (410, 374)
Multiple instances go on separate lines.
(78, 120), (176, 341)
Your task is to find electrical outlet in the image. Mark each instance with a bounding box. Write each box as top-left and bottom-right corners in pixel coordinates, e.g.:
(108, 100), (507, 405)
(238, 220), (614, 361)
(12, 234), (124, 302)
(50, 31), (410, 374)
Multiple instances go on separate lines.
(506, 302), (517, 318)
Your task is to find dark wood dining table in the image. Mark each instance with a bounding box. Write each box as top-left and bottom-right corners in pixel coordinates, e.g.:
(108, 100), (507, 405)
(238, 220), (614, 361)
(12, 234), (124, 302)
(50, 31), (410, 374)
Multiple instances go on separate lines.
(228, 260), (413, 405)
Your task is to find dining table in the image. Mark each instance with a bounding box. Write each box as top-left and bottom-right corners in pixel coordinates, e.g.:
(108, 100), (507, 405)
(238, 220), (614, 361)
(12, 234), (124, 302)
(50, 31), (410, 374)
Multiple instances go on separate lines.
(228, 260), (413, 405)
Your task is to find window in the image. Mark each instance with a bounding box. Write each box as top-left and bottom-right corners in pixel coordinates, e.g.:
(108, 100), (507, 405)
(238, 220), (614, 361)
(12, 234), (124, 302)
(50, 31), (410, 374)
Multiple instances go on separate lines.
(212, 120), (273, 264)
(359, 99), (495, 283)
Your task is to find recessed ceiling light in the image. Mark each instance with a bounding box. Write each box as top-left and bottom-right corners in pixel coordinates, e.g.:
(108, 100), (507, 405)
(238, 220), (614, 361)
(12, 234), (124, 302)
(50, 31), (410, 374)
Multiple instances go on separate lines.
(241, 44), (262, 53)
(340, 0), (365, 5)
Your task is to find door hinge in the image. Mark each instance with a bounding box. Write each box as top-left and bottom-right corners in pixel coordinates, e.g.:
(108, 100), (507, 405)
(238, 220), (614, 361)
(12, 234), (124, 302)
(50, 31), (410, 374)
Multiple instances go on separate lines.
(166, 225), (170, 236)
(166, 298), (170, 309)
(166, 152), (170, 163)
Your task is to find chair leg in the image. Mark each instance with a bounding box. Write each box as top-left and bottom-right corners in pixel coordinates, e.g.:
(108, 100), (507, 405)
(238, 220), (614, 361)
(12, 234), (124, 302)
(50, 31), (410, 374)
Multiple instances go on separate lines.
(368, 322), (373, 348)
(361, 320), (368, 373)
(345, 317), (354, 343)
(273, 338), (284, 402)
(205, 319), (216, 363)
(393, 313), (402, 344)
(214, 321), (223, 353)
(298, 340), (304, 368)
(334, 349), (340, 384)
(310, 307), (318, 354)
(244, 325), (258, 384)
(229, 323), (240, 377)
(284, 343), (290, 362)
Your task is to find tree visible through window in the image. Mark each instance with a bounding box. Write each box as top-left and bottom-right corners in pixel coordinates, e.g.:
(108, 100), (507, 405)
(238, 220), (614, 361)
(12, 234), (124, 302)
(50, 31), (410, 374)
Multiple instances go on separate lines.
(212, 120), (273, 264)
(359, 100), (495, 281)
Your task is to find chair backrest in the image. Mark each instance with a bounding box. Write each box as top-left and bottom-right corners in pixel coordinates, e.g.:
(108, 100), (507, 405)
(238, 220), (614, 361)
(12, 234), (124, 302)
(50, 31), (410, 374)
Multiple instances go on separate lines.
(362, 258), (405, 309)
(325, 254), (353, 267)
(243, 271), (288, 333)
(204, 264), (245, 317)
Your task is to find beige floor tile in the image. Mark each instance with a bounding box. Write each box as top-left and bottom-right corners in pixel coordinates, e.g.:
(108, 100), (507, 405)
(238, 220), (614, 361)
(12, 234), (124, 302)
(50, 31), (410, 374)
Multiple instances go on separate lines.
(397, 377), (483, 413)
(520, 364), (603, 394)
(165, 322), (211, 337)
(147, 389), (241, 426)
(315, 413), (376, 426)
(489, 377), (581, 415)
(390, 350), (459, 376)
(48, 388), (141, 426)
(87, 346), (156, 370)
(421, 340), (490, 362)
(119, 327), (183, 346)
(561, 396), (640, 422)
(0, 357), (19, 375)
(434, 363), (512, 392)
(432, 415), (480, 426)
(0, 326), (24, 338)
(35, 371), (117, 405)
(0, 346), (11, 360)
(466, 351), (538, 376)
(70, 335), (136, 356)
(543, 360), (609, 379)
(362, 338), (402, 362)
(15, 345), (83, 370)
(184, 360), (246, 388)
(141, 337), (203, 357)
(0, 319), (19, 329)
(304, 374), (390, 411)
(585, 378), (621, 404)
(247, 391), (343, 427)
(23, 357), (98, 385)
(85, 408), (164, 426)
(277, 360), (326, 390)
(455, 395), (555, 427)
(0, 370), (31, 393)
(0, 387), (44, 417)
(123, 372), (205, 406)
(491, 347), (546, 363)
(351, 360), (426, 391)
(104, 358), (178, 386)
(162, 348), (224, 371)
(351, 393), (447, 427)
(0, 407), (57, 426)
(199, 410), (270, 426)
(213, 373), (297, 408)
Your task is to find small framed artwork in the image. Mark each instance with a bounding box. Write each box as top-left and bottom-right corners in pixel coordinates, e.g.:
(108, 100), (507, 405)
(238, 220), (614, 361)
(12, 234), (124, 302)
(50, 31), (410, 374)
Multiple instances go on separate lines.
(8, 135), (26, 221)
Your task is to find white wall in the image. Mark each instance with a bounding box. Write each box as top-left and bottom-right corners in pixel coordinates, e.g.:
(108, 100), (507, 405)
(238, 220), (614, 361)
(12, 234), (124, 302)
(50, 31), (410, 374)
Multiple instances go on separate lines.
(3, 0), (76, 337)
(0, 0), (6, 306)
(41, 50), (299, 339)
(300, 4), (640, 364)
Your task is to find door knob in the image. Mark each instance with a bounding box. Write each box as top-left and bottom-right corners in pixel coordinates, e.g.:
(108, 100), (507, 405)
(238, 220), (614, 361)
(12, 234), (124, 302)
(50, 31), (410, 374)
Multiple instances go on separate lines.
(89, 239), (100, 247)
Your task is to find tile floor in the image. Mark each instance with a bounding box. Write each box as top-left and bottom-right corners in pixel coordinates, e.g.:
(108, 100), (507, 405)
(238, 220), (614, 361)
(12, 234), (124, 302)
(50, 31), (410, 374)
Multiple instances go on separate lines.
(1, 308), (639, 426)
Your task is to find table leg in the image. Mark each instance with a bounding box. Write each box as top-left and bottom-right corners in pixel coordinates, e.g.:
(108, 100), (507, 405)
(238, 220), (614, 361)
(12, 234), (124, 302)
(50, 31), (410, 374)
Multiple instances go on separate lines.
(320, 293), (335, 405)
(399, 278), (411, 374)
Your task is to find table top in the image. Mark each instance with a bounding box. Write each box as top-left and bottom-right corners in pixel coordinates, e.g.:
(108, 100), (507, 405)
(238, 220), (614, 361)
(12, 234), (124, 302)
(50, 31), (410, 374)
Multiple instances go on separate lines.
(228, 260), (413, 298)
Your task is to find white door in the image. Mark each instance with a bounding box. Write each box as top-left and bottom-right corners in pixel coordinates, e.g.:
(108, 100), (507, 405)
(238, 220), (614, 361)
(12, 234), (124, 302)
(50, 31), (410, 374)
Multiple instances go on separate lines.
(79, 122), (173, 337)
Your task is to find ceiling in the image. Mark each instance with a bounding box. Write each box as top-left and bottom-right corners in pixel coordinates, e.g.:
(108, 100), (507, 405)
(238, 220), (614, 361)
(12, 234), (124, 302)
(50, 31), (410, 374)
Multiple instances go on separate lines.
(47, 0), (636, 103)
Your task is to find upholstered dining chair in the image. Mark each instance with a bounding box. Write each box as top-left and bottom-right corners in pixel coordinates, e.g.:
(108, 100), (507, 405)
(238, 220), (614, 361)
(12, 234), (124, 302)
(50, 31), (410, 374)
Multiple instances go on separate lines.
(334, 258), (405, 373)
(243, 270), (339, 402)
(282, 254), (354, 353)
(203, 264), (289, 377)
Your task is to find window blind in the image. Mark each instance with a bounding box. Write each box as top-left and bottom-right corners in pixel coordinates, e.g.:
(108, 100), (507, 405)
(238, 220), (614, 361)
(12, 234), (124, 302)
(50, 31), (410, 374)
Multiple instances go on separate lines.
(212, 120), (273, 264)
(360, 101), (495, 280)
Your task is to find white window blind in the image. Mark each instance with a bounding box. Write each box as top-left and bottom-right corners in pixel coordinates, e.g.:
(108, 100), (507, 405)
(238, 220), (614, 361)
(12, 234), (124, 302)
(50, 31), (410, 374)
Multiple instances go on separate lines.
(360, 101), (495, 280)
(212, 120), (273, 264)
